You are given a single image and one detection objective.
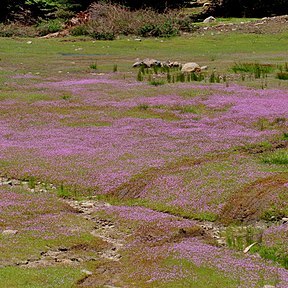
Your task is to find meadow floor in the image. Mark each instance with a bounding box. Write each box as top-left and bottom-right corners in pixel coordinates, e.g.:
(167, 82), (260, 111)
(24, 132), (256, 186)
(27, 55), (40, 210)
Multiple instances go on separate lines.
(0, 31), (287, 287)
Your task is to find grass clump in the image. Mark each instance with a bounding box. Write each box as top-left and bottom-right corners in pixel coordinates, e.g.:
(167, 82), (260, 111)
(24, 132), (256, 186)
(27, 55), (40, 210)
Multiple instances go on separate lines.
(261, 150), (288, 165)
(149, 79), (165, 86)
(89, 62), (98, 70)
(37, 19), (64, 36)
(231, 62), (274, 79)
(276, 72), (288, 80)
(137, 103), (149, 111)
(250, 245), (288, 269)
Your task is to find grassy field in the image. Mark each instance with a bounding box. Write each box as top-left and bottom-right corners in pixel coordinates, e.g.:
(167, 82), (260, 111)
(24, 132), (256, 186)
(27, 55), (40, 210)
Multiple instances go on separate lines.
(0, 29), (287, 287)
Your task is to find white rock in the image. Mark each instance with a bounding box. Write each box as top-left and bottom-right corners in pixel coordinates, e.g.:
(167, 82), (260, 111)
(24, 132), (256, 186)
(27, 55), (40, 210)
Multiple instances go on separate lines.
(203, 16), (216, 23)
(2, 229), (18, 235)
(243, 242), (257, 253)
(181, 62), (201, 73)
(81, 269), (93, 275)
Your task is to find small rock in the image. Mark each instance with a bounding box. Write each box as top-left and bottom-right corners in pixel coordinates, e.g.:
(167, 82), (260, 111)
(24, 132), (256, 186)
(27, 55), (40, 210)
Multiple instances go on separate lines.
(203, 16), (216, 23)
(282, 217), (288, 223)
(80, 201), (94, 208)
(263, 285), (275, 288)
(243, 242), (257, 253)
(142, 58), (161, 68)
(132, 61), (142, 67)
(2, 180), (12, 186)
(81, 269), (93, 275)
(2, 229), (18, 235)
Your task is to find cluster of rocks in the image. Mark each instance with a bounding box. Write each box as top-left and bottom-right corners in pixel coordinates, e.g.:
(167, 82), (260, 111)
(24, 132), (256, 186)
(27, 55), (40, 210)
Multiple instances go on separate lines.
(0, 176), (56, 193)
(132, 58), (181, 68)
(132, 58), (208, 73)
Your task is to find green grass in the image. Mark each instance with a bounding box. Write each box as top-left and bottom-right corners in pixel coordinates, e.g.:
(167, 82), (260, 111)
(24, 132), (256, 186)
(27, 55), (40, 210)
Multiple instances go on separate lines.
(0, 266), (85, 288)
(276, 72), (288, 80)
(262, 149), (288, 165)
(231, 62), (275, 74)
(155, 258), (239, 288)
(251, 245), (288, 269)
(0, 32), (288, 80)
(0, 31), (288, 287)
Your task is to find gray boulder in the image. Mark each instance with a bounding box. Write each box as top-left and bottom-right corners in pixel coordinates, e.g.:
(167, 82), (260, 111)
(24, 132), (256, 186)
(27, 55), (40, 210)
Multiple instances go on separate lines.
(181, 62), (202, 73)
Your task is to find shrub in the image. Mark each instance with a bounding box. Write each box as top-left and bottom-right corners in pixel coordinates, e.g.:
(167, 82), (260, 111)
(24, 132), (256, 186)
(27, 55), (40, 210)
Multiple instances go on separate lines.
(70, 24), (89, 36)
(0, 23), (37, 37)
(37, 19), (64, 36)
(139, 21), (179, 37)
(90, 31), (115, 40)
(87, 2), (189, 38)
(89, 62), (97, 70)
(276, 72), (288, 80)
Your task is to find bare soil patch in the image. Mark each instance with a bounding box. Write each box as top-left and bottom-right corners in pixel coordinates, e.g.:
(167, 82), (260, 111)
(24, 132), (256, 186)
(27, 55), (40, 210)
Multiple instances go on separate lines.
(220, 174), (288, 224)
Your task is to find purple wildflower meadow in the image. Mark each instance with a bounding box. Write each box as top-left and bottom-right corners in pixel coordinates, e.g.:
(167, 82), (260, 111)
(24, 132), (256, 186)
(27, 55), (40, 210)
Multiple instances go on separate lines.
(1, 75), (287, 212)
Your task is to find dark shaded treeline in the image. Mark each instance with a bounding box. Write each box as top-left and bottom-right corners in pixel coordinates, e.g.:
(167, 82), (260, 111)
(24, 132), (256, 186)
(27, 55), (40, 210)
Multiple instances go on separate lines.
(1, 0), (288, 23)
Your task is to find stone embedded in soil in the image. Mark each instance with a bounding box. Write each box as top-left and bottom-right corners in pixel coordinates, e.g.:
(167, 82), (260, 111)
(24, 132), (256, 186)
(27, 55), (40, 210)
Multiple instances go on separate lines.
(81, 269), (93, 275)
(2, 229), (18, 235)
(282, 217), (288, 223)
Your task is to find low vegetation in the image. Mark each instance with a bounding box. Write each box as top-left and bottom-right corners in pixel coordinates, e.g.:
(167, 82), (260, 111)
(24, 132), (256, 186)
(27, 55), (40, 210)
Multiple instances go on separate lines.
(0, 12), (287, 287)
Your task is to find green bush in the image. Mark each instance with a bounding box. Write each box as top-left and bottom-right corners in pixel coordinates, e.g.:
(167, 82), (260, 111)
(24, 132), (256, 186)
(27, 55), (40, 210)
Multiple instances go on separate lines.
(139, 21), (179, 37)
(90, 31), (115, 40)
(70, 24), (89, 36)
(276, 72), (288, 80)
(37, 19), (63, 36)
(0, 23), (37, 37)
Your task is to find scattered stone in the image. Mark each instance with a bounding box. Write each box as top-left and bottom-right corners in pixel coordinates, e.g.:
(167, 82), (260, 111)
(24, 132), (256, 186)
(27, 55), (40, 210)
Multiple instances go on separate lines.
(200, 65), (208, 70)
(80, 201), (94, 208)
(181, 62), (202, 73)
(2, 229), (18, 235)
(132, 61), (143, 67)
(81, 269), (93, 275)
(203, 16), (216, 23)
(282, 217), (288, 223)
(243, 242), (258, 254)
(132, 58), (162, 68)
(142, 58), (161, 68)
(263, 285), (275, 288)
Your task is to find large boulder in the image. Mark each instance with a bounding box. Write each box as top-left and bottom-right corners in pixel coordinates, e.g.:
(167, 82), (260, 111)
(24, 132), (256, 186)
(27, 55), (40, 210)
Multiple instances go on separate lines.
(181, 62), (202, 73)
